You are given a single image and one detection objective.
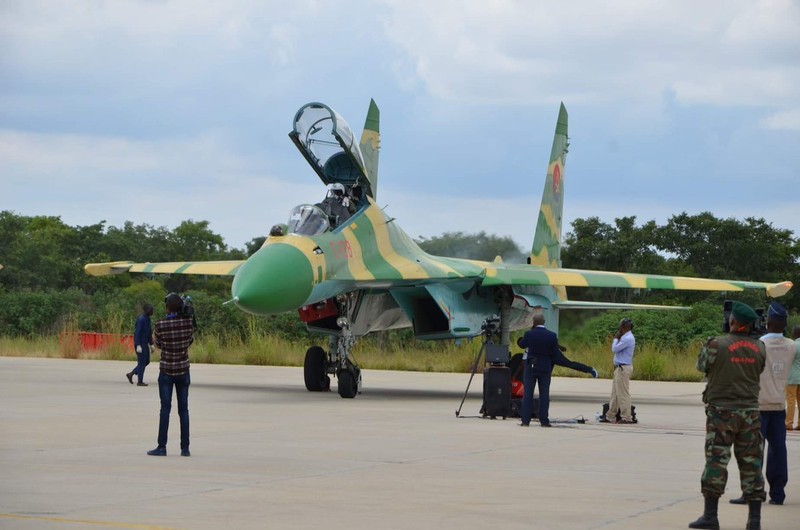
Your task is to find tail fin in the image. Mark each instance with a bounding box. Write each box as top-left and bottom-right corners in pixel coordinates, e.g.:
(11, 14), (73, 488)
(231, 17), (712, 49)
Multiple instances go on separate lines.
(530, 103), (568, 268)
(359, 99), (380, 200)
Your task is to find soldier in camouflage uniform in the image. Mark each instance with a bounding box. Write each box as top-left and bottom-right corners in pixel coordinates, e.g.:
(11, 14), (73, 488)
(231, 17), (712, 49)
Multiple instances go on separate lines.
(689, 301), (767, 530)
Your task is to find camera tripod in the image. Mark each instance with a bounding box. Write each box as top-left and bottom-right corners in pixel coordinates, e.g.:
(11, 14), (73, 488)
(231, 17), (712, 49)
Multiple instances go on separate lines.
(455, 331), (496, 418)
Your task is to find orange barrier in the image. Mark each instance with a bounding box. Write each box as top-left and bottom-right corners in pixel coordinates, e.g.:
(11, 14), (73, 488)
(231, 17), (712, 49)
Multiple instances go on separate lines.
(60, 332), (135, 351)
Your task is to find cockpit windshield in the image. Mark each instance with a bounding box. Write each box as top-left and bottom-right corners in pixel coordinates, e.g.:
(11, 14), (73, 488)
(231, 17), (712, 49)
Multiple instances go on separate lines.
(287, 204), (330, 236)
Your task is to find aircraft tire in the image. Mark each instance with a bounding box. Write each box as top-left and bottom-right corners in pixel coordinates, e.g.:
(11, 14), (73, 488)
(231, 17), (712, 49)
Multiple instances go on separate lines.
(337, 370), (358, 399)
(304, 346), (329, 391)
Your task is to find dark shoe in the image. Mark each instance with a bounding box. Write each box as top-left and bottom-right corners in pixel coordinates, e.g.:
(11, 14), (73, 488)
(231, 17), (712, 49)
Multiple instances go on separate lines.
(590, 368), (598, 379)
(688, 514), (719, 529)
(180, 449), (191, 457)
(729, 495), (746, 504)
(137, 382), (148, 386)
(518, 422), (530, 427)
(598, 416), (611, 423)
(147, 447), (166, 456)
(746, 500), (761, 530)
(688, 496), (719, 529)
(126, 372), (133, 384)
(540, 422), (552, 427)
(768, 499), (783, 505)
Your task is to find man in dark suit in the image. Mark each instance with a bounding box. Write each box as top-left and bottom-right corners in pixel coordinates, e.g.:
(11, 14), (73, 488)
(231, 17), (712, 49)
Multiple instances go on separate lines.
(517, 313), (560, 427)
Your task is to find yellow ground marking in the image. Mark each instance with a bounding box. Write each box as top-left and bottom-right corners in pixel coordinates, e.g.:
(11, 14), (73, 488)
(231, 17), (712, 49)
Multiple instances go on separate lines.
(0, 514), (176, 529)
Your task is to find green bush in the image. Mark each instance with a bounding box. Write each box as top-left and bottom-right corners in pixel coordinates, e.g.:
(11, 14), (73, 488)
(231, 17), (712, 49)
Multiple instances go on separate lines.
(563, 302), (724, 348)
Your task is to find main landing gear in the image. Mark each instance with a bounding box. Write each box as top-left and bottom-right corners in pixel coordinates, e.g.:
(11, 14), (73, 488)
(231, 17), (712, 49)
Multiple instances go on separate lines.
(302, 295), (362, 399)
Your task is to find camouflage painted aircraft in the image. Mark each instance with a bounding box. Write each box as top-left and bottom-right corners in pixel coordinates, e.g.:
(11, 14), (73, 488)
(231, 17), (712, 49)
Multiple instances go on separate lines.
(85, 101), (793, 398)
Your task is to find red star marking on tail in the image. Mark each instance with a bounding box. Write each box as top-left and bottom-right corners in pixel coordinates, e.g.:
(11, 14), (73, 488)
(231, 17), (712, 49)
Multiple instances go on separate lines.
(552, 165), (561, 193)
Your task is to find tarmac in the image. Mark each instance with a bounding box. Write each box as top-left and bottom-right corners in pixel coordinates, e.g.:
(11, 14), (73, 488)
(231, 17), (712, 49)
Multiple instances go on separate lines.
(1, 356), (798, 530)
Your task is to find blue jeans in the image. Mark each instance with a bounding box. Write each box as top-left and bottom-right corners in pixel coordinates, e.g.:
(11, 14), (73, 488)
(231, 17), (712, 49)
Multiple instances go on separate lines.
(131, 346), (150, 383)
(760, 410), (787, 503)
(157, 371), (190, 451)
(521, 360), (551, 425)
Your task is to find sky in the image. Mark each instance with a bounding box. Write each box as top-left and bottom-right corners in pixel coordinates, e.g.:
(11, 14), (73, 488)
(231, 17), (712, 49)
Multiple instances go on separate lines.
(2, 0), (799, 254)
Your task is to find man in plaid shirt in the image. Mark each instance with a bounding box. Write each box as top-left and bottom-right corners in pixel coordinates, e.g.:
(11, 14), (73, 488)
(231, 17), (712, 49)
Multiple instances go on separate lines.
(147, 293), (194, 457)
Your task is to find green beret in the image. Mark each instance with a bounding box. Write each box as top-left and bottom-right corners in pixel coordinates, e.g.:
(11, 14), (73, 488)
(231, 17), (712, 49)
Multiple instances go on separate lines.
(731, 301), (758, 325)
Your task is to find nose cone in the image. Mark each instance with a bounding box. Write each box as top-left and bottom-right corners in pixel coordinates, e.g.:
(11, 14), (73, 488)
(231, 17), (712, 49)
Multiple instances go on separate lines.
(232, 243), (314, 315)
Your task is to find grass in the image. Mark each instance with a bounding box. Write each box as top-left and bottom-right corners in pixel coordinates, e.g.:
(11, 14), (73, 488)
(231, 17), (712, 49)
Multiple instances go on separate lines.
(1, 333), (707, 382)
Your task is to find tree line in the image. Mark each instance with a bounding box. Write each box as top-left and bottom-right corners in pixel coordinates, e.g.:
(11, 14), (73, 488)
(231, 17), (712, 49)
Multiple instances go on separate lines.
(0, 209), (797, 339)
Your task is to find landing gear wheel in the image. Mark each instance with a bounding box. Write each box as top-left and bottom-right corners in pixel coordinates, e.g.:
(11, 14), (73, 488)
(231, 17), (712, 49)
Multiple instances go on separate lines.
(337, 369), (358, 399)
(304, 346), (330, 391)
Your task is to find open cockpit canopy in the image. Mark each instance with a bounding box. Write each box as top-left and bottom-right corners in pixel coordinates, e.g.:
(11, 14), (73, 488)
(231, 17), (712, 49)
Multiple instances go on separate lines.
(289, 102), (372, 198)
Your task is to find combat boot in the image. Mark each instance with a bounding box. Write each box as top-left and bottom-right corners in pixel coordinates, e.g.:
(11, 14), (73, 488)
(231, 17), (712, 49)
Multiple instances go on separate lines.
(688, 496), (720, 529)
(745, 500), (761, 530)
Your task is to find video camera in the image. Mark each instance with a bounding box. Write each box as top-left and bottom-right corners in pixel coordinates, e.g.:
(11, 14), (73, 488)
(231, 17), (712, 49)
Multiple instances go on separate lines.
(165, 293), (197, 326)
(480, 315), (501, 337)
(722, 300), (767, 337)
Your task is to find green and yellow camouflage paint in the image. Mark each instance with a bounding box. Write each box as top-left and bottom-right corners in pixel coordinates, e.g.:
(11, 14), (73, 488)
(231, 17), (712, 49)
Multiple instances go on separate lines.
(85, 100), (793, 340)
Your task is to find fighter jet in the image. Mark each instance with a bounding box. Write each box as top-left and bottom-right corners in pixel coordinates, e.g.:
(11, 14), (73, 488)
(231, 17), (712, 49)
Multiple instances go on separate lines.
(85, 100), (793, 398)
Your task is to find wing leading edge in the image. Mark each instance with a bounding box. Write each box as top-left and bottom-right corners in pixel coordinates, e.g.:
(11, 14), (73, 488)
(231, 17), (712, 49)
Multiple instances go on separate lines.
(85, 260), (244, 277)
(482, 264), (793, 298)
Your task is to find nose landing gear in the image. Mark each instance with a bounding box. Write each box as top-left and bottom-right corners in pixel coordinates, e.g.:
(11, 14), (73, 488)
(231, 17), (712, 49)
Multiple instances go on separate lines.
(301, 295), (362, 398)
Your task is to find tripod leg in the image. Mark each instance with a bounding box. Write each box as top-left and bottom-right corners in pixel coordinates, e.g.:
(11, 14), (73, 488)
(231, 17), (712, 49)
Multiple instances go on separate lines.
(456, 341), (486, 417)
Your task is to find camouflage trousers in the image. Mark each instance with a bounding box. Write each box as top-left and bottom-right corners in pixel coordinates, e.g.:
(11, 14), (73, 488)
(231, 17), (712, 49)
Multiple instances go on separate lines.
(701, 406), (766, 501)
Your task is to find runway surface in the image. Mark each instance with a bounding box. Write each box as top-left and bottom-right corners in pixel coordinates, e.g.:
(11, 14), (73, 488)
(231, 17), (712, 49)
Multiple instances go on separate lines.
(1, 357), (798, 529)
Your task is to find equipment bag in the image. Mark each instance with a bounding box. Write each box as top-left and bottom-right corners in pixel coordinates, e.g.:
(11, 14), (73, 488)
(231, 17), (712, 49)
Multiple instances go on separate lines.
(602, 402), (638, 423)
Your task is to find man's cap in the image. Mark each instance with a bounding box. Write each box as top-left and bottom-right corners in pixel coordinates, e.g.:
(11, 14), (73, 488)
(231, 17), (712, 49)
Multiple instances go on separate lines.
(768, 301), (788, 321)
(731, 301), (758, 325)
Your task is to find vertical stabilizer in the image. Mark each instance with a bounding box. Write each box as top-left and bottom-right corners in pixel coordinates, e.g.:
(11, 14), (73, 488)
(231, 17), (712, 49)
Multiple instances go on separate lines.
(359, 99), (380, 200)
(530, 103), (568, 269)
(529, 104), (569, 329)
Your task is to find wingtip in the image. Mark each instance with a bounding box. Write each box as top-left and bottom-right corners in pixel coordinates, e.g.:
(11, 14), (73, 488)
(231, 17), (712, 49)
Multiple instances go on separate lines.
(767, 281), (793, 298)
(84, 261), (134, 276)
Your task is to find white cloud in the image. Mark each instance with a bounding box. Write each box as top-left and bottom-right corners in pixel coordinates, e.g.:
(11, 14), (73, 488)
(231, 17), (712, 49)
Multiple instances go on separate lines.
(381, 0), (800, 113)
(0, 130), (250, 182)
(760, 108), (800, 131)
(1, 0), (797, 254)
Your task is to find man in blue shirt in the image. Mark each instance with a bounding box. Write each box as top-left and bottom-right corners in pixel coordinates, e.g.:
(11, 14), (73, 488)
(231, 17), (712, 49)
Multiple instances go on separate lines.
(126, 303), (154, 386)
(600, 318), (636, 424)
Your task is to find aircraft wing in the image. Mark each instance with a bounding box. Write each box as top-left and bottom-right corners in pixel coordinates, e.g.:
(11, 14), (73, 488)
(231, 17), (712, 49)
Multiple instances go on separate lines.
(481, 264), (793, 298)
(84, 260), (244, 277)
(552, 300), (688, 310)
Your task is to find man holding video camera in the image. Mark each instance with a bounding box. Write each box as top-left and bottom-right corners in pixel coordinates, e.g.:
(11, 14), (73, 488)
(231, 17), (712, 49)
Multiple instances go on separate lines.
(147, 293), (194, 457)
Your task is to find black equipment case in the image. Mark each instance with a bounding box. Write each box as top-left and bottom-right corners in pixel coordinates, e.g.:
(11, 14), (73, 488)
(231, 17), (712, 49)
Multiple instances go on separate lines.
(482, 366), (512, 419)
